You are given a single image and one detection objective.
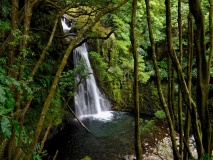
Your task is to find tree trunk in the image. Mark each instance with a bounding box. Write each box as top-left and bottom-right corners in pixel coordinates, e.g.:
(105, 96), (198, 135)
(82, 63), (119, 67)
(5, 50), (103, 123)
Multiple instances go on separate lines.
(208, 0), (213, 81)
(7, 1), (19, 159)
(209, 0), (213, 153)
(178, 0), (183, 158)
(183, 12), (193, 160)
(130, 0), (143, 159)
(38, 122), (52, 153)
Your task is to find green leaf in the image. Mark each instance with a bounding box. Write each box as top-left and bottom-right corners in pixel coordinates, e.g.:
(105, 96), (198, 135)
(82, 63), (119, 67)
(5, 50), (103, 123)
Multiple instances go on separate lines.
(12, 119), (21, 136)
(32, 154), (42, 160)
(0, 108), (12, 115)
(0, 87), (6, 104)
(1, 117), (11, 138)
(6, 98), (15, 109)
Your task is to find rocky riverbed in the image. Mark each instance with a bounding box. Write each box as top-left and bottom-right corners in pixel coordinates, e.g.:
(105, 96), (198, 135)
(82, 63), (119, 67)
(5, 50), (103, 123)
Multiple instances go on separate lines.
(124, 129), (197, 160)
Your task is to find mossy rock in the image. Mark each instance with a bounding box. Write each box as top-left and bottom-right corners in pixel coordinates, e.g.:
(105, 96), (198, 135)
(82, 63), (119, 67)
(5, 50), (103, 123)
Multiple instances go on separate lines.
(81, 156), (92, 160)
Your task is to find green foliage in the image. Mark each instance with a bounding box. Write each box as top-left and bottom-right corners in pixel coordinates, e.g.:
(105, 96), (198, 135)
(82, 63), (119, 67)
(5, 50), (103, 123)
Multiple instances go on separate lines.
(1, 117), (11, 139)
(60, 60), (90, 97)
(31, 144), (47, 160)
(9, 29), (30, 47)
(0, 67), (23, 139)
(133, 118), (160, 139)
(0, 20), (10, 32)
(46, 88), (63, 127)
(189, 154), (213, 160)
(154, 110), (166, 120)
(140, 119), (157, 133)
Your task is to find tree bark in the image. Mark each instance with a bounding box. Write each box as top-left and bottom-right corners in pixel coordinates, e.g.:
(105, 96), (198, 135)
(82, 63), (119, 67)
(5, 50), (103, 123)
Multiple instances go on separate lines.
(130, 0), (143, 159)
(184, 12), (193, 160)
(7, 1), (19, 159)
(178, 0), (183, 158)
(208, 0), (213, 81)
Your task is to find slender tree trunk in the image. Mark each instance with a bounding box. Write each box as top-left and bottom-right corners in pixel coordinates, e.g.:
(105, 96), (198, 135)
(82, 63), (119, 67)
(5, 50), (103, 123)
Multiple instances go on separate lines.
(38, 122), (52, 153)
(7, 0), (18, 78)
(178, 0), (183, 158)
(7, 1), (19, 159)
(184, 12), (193, 160)
(23, 1), (129, 159)
(208, 0), (213, 81)
(209, 0), (213, 153)
(146, 0), (180, 159)
(167, 51), (174, 124)
(130, 0), (143, 159)
(171, 68), (176, 124)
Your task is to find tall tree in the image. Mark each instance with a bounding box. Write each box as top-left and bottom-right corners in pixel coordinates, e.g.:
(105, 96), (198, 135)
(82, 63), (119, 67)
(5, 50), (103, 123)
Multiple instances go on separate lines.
(177, 0), (183, 158)
(184, 12), (193, 160)
(130, 0), (143, 159)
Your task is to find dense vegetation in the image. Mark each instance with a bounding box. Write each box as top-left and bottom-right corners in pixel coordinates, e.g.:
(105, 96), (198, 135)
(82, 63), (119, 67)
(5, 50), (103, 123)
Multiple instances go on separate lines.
(0, 0), (213, 160)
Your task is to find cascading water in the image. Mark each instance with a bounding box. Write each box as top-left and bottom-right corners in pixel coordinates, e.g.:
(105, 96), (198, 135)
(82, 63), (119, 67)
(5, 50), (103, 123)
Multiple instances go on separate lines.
(73, 44), (111, 117)
(61, 17), (112, 119)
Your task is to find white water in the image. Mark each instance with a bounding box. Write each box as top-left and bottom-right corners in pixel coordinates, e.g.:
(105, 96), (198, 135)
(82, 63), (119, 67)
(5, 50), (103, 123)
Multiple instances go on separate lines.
(61, 17), (112, 120)
(73, 44), (112, 119)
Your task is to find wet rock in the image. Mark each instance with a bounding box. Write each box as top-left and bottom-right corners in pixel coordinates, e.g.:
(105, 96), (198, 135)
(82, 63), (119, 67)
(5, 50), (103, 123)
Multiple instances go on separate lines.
(123, 155), (136, 160)
(141, 136), (198, 160)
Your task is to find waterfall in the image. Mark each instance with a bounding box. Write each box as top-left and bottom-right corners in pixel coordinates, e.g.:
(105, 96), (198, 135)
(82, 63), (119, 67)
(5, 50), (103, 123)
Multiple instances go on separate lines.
(61, 17), (71, 33)
(73, 44), (111, 117)
(61, 17), (112, 119)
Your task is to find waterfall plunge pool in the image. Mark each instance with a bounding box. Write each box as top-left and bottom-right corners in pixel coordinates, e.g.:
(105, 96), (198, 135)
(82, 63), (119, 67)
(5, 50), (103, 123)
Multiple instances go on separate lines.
(44, 111), (135, 160)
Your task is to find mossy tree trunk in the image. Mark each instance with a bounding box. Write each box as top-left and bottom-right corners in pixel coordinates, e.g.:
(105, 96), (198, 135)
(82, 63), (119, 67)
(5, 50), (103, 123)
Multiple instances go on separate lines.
(7, 1), (19, 159)
(177, 0), (183, 158)
(209, 0), (213, 151)
(130, 0), (143, 159)
(183, 12), (193, 160)
(208, 0), (213, 80)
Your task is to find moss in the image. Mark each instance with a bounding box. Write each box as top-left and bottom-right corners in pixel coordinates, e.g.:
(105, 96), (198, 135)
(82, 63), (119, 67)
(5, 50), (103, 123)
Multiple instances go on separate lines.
(81, 156), (92, 160)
